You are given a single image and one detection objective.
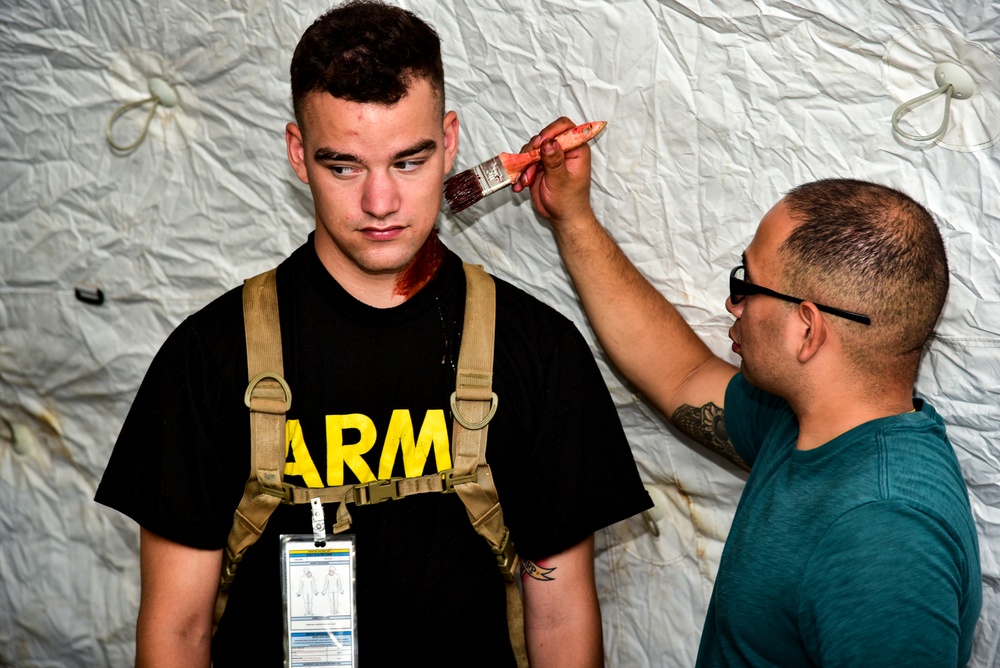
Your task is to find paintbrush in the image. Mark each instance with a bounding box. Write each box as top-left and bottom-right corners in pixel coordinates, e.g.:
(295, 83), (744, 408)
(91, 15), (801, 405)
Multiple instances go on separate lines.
(444, 121), (607, 214)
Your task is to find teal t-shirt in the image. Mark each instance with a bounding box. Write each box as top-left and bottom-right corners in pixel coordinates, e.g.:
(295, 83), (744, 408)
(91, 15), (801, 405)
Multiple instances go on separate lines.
(695, 374), (981, 667)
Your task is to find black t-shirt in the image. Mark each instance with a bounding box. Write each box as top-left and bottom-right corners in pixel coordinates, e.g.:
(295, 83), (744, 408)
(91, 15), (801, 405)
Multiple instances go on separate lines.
(96, 238), (651, 666)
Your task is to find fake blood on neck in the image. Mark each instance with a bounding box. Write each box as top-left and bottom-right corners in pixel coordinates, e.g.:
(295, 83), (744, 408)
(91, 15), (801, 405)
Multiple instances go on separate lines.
(393, 229), (444, 299)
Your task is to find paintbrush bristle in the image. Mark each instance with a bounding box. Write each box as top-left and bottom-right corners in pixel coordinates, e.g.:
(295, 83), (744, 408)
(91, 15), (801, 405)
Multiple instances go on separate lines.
(444, 155), (512, 214)
(444, 170), (485, 214)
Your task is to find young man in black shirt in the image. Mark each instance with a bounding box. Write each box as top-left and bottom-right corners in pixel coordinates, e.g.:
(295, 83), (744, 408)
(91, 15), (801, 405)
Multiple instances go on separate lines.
(96, 3), (650, 666)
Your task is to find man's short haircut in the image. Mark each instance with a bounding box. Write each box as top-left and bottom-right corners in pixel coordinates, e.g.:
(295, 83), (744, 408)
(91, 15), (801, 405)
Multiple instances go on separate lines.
(290, 0), (445, 130)
(780, 178), (949, 370)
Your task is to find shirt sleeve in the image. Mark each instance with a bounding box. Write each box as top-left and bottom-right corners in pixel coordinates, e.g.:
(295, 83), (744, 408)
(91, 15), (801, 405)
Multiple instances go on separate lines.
(492, 315), (652, 561)
(798, 500), (968, 667)
(723, 373), (791, 467)
(95, 293), (249, 549)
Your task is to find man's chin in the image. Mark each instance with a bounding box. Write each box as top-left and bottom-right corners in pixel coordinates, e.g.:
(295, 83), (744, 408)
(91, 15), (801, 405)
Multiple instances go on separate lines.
(739, 365), (788, 400)
(739, 361), (761, 387)
(353, 245), (422, 275)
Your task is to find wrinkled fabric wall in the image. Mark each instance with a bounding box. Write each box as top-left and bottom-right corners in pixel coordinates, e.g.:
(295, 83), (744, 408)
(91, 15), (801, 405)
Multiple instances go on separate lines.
(1, 0), (998, 665)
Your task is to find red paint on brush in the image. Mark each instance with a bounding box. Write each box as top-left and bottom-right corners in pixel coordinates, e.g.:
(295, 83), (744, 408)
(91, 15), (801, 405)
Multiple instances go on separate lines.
(393, 229), (444, 298)
(444, 121), (607, 214)
(444, 171), (484, 214)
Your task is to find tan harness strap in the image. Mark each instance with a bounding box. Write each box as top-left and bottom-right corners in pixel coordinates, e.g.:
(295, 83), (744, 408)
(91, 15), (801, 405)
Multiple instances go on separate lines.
(214, 268), (290, 634)
(329, 467), (481, 532)
(283, 469), (468, 505)
(450, 263), (528, 668)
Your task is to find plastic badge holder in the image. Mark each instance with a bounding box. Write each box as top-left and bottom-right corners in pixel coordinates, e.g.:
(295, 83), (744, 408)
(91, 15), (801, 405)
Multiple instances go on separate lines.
(280, 534), (358, 667)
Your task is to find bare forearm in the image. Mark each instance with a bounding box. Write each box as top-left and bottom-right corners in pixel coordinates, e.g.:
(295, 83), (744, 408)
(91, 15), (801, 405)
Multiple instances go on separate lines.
(525, 603), (603, 668)
(136, 529), (219, 668)
(136, 620), (211, 668)
(522, 537), (603, 668)
(551, 211), (716, 414)
(526, 118), (739, 462)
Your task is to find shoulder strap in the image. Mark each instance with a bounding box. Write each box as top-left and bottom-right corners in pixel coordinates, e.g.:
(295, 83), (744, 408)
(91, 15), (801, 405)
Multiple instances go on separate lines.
(214, 268), (291, 634)
(450, 263), (528, 668)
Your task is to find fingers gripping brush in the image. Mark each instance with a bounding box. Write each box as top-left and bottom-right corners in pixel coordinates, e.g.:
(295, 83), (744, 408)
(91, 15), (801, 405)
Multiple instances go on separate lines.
(444, 121), (607, 214)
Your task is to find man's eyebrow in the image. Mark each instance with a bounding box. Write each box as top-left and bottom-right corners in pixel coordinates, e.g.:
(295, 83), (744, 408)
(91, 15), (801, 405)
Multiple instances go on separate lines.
(312, 139), (437, 165)
(314, 148), (358, 163)
(392, 139), (437, 161)
(741, 251), (751, 279)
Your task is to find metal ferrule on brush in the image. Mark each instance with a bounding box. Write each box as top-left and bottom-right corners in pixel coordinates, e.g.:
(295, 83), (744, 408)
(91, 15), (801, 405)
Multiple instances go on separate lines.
(471, 156), (512, 197)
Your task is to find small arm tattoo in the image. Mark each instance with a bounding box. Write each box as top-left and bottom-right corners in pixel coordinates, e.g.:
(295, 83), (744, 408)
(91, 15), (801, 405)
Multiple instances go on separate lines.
(521, 559), (557, 582)
(672, 402), (750, 471)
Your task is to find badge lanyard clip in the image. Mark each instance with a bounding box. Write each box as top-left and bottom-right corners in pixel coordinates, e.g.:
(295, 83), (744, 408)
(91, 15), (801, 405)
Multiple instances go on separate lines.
(311, 497), (326, 547)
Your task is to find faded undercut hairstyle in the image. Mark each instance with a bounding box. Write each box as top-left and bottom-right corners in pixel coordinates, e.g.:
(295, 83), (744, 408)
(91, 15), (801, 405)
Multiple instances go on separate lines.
(290, 0), (445, 132)
(780, 179), (949, 374)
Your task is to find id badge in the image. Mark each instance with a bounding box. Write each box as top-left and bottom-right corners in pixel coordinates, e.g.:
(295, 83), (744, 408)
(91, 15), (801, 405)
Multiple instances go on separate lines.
(280, 534), (358, 667)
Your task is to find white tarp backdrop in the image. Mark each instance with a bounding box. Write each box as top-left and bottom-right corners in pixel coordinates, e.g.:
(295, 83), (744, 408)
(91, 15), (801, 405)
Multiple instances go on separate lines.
(1, 0), (998, 665)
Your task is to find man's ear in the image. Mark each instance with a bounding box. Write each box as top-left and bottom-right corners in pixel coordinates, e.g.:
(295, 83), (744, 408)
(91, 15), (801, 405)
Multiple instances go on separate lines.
(286, 122), (309, 185)
(796, 302), (827, 363)
(442, 110), (459, 175)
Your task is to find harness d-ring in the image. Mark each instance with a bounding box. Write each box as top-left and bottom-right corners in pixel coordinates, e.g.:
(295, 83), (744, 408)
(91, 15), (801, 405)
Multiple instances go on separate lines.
(450, 391), (498, 430)
(244, 371), (293, 412)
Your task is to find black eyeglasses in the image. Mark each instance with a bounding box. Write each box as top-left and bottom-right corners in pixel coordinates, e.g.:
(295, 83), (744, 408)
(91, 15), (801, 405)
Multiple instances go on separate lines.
(729, 265), (871, 326)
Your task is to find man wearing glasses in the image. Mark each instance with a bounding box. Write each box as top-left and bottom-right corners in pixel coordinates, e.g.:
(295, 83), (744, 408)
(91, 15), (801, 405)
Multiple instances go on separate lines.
(515, 117), (981, 666)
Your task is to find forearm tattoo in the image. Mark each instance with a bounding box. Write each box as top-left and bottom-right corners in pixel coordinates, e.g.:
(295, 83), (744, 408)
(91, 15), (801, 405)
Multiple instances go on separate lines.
(672, 402), (750, 471)
(521, 559), (557, 582)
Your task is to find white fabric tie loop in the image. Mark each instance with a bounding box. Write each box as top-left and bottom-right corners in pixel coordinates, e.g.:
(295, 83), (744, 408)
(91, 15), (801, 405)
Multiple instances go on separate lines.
(106, 76), (178, 153)
(891, 62), (975, 143)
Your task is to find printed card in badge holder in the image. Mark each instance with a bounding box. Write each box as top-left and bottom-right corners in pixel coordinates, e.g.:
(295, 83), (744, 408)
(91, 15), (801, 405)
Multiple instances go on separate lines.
(280, 531), (358, 667)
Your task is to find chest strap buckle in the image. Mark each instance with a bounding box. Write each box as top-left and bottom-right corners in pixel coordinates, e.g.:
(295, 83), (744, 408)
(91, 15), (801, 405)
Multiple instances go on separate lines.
(441, 468), (478, 493)
(351, 478), (402, 506)
(492, 528), (517, 582)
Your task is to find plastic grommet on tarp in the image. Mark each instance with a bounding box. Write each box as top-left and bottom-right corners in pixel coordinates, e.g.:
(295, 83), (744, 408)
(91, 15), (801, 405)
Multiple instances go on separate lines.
(106, 76), (179, 154)
(641, 484), (669, 538)
(891, 63), (975, 142)
(882, 25), (1000, 151)
(2, 417), (36, 457)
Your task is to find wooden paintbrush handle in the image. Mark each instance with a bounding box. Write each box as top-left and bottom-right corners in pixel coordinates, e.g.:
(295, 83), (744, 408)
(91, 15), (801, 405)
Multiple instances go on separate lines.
(499, 121), (607, 178)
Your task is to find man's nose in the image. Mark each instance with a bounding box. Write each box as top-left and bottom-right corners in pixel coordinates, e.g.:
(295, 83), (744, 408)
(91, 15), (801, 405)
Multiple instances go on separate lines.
(361, 171), (401, 219)
(726, 296), (744, 318)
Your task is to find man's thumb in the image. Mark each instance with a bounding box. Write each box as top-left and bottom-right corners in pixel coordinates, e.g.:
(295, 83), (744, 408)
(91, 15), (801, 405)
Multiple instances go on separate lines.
(539, 138), (566, 177)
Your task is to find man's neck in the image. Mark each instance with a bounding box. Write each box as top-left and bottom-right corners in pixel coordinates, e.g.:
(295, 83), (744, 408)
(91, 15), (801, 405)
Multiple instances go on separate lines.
(792, 389), (916, 451)
(314, 232), (445, 309)
(392, 231), (445, 301)
(332, 270), (408, 308)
